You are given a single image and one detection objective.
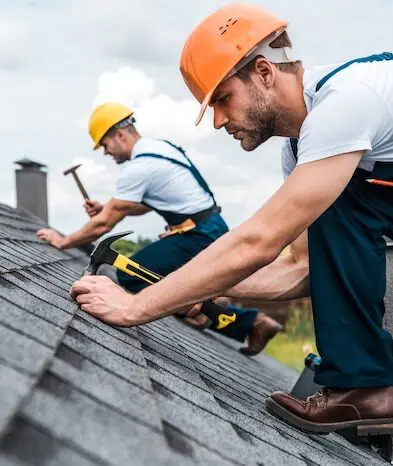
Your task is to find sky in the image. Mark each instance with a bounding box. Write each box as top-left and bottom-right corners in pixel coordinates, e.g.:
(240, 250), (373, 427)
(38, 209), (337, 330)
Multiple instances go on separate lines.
(2, 0), (393, 239)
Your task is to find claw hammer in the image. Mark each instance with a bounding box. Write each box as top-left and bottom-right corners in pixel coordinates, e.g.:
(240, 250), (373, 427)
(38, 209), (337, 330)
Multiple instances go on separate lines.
(64, 164), (90, 200)
(83, 230), (237, 330)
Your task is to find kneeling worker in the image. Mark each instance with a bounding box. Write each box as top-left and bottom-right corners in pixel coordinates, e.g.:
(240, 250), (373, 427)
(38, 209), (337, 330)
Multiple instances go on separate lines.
(71, 4), (393, 435)
(37, 102), (281, 353)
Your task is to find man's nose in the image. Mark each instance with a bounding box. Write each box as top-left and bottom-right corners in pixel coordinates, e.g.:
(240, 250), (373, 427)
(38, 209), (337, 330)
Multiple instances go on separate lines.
(213, 107), (229, 130)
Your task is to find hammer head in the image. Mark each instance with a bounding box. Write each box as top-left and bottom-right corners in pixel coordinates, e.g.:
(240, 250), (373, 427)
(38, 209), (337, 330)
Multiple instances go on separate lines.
(83, 230), (134, 276)
(63, 164), (82, 176)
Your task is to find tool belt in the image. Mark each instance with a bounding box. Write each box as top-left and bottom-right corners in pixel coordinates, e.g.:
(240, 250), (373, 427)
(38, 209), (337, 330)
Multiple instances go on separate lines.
(159, 205), (220, 238)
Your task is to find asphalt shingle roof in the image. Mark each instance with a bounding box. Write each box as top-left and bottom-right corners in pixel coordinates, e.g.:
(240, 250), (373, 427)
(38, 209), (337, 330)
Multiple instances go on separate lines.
(0, 203), (389, 466)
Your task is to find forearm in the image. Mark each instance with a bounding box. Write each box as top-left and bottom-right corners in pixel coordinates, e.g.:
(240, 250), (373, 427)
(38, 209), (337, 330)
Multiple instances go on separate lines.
(60, 219), (110, 249)
(133, 222), (281, 322)
(223, 253), (310, 302)
(72, 153), (363, 328)
(59, 198), (148, 250)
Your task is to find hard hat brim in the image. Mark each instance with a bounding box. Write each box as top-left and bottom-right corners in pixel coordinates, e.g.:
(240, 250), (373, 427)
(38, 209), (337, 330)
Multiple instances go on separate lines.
(195, 90), (213, 126)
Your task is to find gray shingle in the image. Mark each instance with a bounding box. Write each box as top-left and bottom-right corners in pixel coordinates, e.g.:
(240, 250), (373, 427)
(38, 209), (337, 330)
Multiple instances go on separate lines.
(0, 254), (22, 272)
(0, 323), (53, 376)
(69, 318), (145, 365)
(0, 282), (72, 326)
(0, 242), (39, 267)
(0, 202), (389, 466)
(75, 310), (139, 345)
(138, 329), (197, 371)
(0, 296), (64, 347)
(147, 363), (227, 420)
(26, 265), (75, 290)
(0, 364), (34, 437)
(8, 240), (54, 263)
(44, 262), (82, 283)
(16, 269), (73, 300)
(1, 273), (76, 313)
(154, 390), (250, 465)
(162, 422), (243, 466)
(0, 418), (105, 466)
(143, 347), (207, 390)
(49, 357), (161, 429)
(61, 332), (151, 390)
(21, 382), (173, 466)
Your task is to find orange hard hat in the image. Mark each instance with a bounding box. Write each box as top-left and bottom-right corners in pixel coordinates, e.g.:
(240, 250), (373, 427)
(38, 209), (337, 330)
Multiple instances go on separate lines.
(180, 4), (288, 125)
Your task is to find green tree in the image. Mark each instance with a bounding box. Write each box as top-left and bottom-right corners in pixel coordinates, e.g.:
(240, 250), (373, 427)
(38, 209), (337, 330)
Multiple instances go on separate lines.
(112, 236), (153, 257)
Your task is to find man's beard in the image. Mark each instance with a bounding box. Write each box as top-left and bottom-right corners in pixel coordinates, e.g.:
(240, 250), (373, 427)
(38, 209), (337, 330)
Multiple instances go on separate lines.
(240, 85), (278, 151)
(115, 156), (128, 165)
(110, 143), (130, 164)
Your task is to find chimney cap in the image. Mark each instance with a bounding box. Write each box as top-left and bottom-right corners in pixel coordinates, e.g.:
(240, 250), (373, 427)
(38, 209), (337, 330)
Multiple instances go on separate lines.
(14, 158), (47, 170)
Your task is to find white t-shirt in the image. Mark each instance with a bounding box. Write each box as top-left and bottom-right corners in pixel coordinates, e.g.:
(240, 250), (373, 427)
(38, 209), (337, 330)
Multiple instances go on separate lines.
(282, 57), (393, 179)
(114, 138), (215, 214)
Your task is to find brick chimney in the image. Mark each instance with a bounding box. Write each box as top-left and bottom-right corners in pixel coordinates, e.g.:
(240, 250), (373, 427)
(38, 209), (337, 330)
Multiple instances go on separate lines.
(14, 158), (48, 223)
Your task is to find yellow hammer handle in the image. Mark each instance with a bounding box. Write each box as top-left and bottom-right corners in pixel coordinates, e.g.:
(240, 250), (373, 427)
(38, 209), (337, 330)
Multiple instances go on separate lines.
(112, 254), (162, 285)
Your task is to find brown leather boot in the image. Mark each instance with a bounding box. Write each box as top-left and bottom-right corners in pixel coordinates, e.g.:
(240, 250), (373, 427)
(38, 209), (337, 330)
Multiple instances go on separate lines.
(266, 387), (393, 435)
(239, 312), (282, 356)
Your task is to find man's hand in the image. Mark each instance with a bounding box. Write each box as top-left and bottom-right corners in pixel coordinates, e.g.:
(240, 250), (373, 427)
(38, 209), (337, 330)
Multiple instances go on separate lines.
(115, 151), (364, 322)
(70, 276), (143, 326)
(36, 198), (151, 252)
(36, 228), (65, 249)
(181, 297), (232, 329)
(84, 199), (103, 217)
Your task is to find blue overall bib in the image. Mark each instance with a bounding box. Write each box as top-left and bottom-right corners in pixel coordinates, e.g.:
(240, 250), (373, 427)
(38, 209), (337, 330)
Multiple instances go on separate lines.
(291, 53), (393, 387)
(116, 141), (258, 341)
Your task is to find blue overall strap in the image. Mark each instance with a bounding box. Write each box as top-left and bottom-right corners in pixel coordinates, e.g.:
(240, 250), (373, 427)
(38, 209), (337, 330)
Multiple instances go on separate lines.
(134, 140), (217, 205)
(290, 138), (299, 161)
(163, 140), (217, 205)
(315, 52), (393, 92)
(289, 52), (393, 161)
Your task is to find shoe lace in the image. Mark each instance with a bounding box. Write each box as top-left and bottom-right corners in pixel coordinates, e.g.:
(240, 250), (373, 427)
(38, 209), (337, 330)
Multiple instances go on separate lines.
(306, 387), (331, 407)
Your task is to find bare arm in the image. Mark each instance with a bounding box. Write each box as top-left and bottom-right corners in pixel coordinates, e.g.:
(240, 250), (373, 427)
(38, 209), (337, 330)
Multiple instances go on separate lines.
(37, 199), (151, 249)
(71, 151), (363, 326)
(130, 151), (363, 320)
(223, 231), (309, 302)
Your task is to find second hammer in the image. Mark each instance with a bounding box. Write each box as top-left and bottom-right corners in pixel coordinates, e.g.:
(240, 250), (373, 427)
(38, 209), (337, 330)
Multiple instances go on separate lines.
(63, 164), (90, 200)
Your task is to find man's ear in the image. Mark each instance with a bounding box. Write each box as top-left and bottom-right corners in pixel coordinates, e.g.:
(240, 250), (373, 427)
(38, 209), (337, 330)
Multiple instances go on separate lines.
(254, 58), (275, 89)
(117, 129), (127, 142)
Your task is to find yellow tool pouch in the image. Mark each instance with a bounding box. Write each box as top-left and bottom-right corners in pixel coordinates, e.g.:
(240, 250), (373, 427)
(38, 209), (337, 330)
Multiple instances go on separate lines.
(159, 218), (196, 238)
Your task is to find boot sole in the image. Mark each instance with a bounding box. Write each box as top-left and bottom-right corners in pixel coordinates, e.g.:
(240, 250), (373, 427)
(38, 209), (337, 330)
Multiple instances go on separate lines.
(266, 397), (393, 436)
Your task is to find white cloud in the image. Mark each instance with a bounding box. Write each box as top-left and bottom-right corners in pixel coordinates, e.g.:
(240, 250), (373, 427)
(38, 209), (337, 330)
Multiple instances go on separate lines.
(62, 156), (117, 199)
(94, 68), (157, 106)
(0, 15), (30, 69)
(69, 0), (189, 63)
(0, 0), (392, 238)
(92, 66), (213, 145)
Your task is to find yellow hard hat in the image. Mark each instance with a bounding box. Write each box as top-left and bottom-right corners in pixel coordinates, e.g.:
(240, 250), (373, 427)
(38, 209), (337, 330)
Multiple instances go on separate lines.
(88, 102), (134, 150)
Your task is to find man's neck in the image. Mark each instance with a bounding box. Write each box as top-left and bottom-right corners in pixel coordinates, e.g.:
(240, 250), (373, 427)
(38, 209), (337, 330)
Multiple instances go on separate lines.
(275, 67), (307, 139)
(128, 134), (142, 160)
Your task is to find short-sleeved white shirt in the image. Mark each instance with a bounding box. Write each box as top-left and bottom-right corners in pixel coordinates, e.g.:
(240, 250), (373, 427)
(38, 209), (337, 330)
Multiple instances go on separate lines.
(282, 58), (393, 179)
(114, 138), (215, 214)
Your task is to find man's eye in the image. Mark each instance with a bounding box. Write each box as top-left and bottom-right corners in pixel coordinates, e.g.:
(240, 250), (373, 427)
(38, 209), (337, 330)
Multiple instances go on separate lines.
(219, 94), (230, 104)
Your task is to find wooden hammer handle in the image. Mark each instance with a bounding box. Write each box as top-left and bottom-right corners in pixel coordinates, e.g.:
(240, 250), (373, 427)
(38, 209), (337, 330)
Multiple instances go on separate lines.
(72, 172), (90, 200)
